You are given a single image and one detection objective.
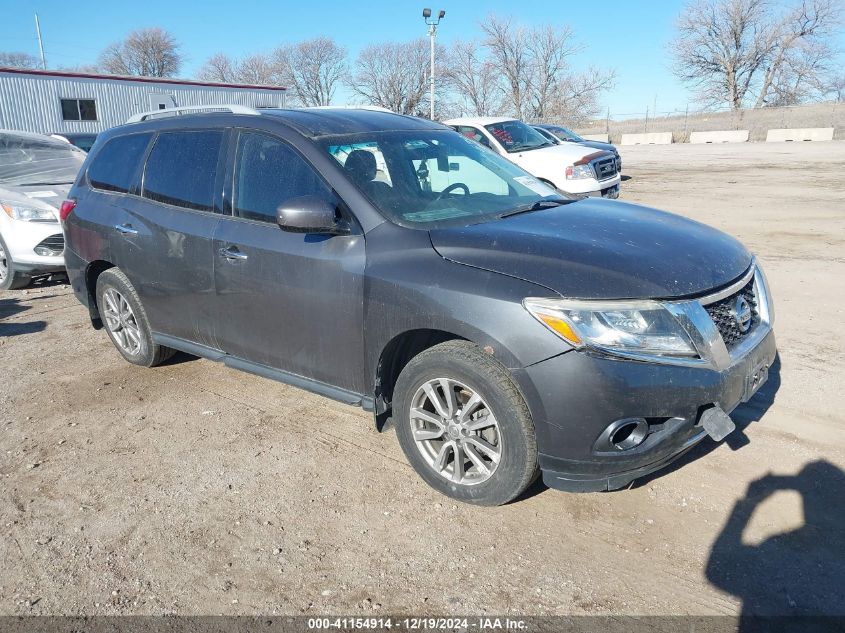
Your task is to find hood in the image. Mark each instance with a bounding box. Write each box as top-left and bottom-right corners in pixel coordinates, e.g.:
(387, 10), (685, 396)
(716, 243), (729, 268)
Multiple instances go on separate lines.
(511, 142), (597, 165)
(429, 198), (752, 300)
(576, 140), (617, 154)
(0, 183), (71, 214)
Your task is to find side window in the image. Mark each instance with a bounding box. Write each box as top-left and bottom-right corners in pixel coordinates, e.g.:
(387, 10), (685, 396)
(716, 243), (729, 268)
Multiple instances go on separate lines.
(87, 133), (152, 194)
(454, 126), (490, 148)
(61, 98), (97, 121)
(143, 130), (223, 212)
(233, 131), (332, 224)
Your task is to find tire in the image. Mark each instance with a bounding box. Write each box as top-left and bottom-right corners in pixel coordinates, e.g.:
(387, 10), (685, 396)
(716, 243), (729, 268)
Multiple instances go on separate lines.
(0, 233), (32, 291)
(394, 340), (538, 506)
(95, 268), (175, 367)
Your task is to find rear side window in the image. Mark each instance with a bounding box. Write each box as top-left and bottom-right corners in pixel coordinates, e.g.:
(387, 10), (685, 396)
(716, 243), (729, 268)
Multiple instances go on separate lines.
(233, 131), (331, 223)
(87, 133), (152, 193)
(143, 131), (223, 212)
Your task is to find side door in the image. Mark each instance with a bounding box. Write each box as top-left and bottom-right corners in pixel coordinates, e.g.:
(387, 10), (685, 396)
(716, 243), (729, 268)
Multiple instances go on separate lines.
(116, 128), (226, 347)
(212, 128), (366, 391)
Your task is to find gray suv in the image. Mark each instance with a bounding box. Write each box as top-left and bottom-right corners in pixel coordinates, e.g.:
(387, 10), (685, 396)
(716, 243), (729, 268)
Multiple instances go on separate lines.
(62, 107), (776, 506)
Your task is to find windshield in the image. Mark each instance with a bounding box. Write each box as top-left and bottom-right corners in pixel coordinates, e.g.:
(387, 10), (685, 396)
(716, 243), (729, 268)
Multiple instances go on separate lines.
(321, 130), (568, 228)
(483, 120), (554, 153)
(533, 127), (560, 144)
(548, 126), (583, 142)
(0, 133), (86, 186)
(66, 134), (98, 153)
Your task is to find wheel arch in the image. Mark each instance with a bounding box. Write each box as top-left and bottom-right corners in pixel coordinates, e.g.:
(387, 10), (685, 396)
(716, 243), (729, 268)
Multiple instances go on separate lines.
(84, 259), (115, 329)
(373, 328), (466, 431)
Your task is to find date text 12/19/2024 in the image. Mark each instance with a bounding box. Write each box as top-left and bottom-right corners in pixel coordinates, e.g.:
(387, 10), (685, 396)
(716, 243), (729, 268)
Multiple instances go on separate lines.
(307, 617), (528, 630)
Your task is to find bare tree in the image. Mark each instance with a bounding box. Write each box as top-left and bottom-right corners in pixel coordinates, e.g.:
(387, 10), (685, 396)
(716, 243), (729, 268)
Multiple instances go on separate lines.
(479, 16), (532, 118)
(0, 52), (40, 69)
(478, 15), (615, 121)
(348, 39), (430, 115)
(99, 27), (182, 77)
(753, 0), (842, 106)
(196, 53), (238, 83)
(766, 38), (836, 104)
(549, 67), (618, 125)
(442, 40), (503, 116)
(829, 72), (845, 101)
(671, 0), (841, 109)
(57, 64), (102, 74)
(524, 24), (579, 119)
(274, 37), (347, 106)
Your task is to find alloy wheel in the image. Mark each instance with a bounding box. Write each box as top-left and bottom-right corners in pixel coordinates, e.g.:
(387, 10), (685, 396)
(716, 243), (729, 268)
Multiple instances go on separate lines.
(409, 378), (501, 485)
(0, 242), (8, 283)
(102, 288), (142, 355)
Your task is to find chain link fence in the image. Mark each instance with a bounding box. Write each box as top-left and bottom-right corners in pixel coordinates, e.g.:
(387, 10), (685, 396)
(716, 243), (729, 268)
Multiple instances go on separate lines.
(570, 101), (843, 143)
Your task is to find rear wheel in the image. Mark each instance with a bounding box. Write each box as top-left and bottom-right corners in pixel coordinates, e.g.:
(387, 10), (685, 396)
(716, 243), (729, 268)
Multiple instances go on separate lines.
(394, 340), (538, 506)
(0, 234), (31, 290)
(96, 268), (174, 367)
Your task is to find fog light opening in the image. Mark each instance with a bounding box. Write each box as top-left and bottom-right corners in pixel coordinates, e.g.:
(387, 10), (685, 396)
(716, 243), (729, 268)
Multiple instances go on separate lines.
(610, 419), (649, 451)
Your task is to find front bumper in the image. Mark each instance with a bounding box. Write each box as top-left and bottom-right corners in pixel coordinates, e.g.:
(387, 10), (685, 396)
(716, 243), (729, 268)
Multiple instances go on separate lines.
(585, 183), (620, 199)
(563, 173), (621, 197)
(0, 218), (65, 274)
(512, 327), (777, 492)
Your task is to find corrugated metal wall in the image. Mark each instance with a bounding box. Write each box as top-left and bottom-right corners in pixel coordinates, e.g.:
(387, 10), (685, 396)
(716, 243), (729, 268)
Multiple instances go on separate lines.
(0, 72), (286, 134)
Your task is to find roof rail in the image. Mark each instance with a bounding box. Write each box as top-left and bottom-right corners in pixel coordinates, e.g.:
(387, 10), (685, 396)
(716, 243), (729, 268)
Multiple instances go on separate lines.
(127, 104), (260, 123)
(306, 105), (394, 113)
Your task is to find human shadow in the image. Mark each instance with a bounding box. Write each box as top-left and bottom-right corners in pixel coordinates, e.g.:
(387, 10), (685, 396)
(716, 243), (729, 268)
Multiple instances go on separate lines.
(706, 461), (845, 632)
(0, 297), (46, 337)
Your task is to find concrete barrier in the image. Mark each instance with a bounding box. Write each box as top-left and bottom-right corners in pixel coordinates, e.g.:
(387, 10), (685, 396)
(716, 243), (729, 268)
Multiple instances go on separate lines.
(581, 133), (609, 143)
(689, 130), (749, 144)
(620, 132), (673, 146)
(765, 128), (834, 142)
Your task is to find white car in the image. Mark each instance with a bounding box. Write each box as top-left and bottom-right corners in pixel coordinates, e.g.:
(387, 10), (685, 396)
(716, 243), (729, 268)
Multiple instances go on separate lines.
(443, 117), (620, 198)
(0, 131), (85, 290)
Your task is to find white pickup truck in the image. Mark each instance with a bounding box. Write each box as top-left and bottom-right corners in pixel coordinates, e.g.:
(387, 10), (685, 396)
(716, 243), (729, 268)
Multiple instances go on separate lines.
(443, 116), (620, 199)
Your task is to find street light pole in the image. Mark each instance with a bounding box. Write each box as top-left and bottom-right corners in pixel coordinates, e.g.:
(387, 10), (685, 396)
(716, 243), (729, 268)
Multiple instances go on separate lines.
(422, 8), (445, 120)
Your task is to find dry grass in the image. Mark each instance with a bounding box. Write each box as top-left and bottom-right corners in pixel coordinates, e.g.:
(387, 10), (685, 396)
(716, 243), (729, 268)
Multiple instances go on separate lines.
(574, 101), (844, 143)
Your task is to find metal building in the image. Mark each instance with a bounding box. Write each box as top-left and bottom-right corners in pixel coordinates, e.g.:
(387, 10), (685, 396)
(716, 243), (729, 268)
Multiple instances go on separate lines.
(0, 67), (287, 134)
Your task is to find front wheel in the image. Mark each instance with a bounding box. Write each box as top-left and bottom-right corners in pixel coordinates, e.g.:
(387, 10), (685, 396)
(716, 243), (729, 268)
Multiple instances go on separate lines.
(394, 340), (538, 506)
(0, 234), (31, 290)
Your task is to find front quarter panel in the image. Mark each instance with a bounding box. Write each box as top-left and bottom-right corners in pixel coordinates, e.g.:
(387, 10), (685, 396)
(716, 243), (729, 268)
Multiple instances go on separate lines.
(363, 221), (571, 392)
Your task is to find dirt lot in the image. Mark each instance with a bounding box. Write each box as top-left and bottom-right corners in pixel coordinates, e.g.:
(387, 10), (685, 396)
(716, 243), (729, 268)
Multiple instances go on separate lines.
(1, 141), (844, 618)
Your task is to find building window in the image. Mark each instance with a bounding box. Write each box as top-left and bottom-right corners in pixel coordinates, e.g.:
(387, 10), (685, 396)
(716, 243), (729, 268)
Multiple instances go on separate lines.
(60, 98), (97, 121)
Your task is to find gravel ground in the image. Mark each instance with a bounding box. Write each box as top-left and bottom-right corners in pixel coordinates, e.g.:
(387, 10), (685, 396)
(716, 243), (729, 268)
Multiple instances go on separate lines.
(1, 141), (843, 618)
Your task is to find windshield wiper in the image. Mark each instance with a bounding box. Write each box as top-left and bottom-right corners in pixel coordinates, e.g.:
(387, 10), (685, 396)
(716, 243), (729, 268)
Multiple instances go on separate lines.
(499, 198), (568, 218)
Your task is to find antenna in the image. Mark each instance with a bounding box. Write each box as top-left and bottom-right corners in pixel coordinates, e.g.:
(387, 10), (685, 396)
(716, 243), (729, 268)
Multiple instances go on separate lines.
(34, 13), (47, 70)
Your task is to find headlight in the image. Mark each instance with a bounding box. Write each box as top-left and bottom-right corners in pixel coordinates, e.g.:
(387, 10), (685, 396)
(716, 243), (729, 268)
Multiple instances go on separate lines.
(2, 202), (57, 223)
(565, 164), (593, 180)
(523, 298), (698, 358)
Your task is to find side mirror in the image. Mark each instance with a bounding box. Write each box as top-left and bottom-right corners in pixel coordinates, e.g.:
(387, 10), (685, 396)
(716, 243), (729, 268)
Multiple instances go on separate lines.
(276, 195), (346, 234)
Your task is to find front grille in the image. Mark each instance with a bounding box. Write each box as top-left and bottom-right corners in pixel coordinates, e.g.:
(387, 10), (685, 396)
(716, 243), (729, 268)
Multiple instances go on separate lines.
(594, 156), (618, 181)
(703, 277), (758, 348)
(34, 234), (64, 256)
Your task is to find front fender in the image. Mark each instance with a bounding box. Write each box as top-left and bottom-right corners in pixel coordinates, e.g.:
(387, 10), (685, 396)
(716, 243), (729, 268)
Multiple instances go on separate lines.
(362, 222), (571, 393)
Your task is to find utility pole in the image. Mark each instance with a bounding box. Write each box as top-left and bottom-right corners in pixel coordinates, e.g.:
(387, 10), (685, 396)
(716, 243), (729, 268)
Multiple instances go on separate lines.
(35, 13), (47, 70)
(422, 8), (445, 120)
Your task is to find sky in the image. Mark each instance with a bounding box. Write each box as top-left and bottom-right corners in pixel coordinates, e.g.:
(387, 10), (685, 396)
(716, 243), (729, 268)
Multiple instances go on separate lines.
(3, 0), (844, 117)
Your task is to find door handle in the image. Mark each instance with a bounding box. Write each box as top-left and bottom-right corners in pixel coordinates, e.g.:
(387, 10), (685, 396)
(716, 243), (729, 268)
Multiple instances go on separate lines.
(218, 246), (248, 261)
(114, 223), (138, 235)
